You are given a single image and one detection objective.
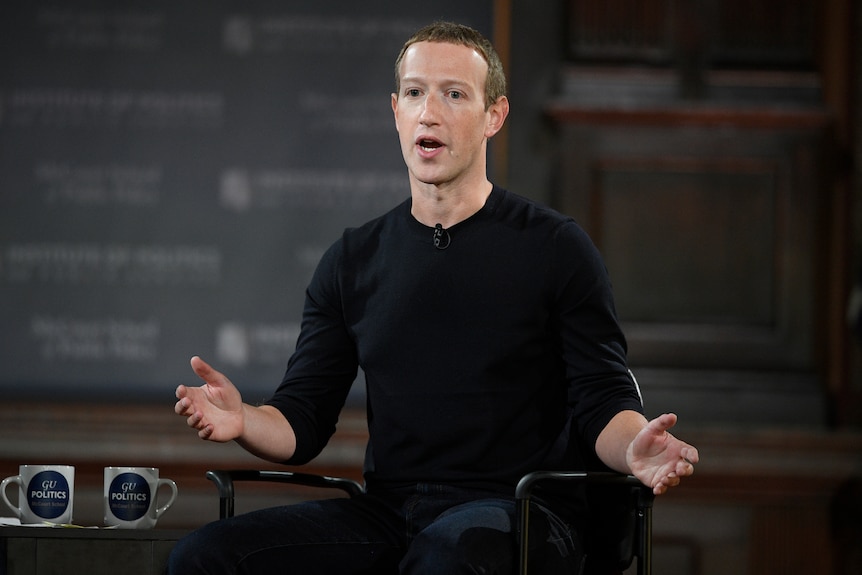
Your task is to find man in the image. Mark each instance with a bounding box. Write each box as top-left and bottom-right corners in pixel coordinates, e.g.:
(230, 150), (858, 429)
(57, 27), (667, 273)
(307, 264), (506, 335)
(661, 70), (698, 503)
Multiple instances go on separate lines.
(169, 21), (698, 575)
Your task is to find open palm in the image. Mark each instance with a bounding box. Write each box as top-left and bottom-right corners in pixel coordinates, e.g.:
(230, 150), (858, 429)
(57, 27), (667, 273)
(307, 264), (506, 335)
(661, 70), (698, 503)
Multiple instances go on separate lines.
(627, 413), (698, 495)
(174, 356), (244, 442)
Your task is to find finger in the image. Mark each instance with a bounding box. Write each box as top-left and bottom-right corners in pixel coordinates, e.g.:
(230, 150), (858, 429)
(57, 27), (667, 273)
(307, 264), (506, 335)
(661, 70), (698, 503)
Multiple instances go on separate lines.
(186, 410), (204, 429)
(175, 384), (187, 400)
(677, 459), (694, 477)
(682, 446), (699, 464)
(176, 395), (197, 416)
(654, 475), (678, 495)
(681, 452), (696, 474)
(198, 424), (213, 440)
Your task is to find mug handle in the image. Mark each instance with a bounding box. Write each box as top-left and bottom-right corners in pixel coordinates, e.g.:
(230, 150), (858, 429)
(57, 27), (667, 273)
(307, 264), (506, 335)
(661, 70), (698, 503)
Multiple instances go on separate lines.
(0, 476), (23, 519)
(154, 478), (178, 518)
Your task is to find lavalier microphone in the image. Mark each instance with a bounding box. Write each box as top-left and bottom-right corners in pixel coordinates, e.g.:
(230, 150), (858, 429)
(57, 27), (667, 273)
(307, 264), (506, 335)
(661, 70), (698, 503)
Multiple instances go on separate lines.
(433, 223), (451, 250)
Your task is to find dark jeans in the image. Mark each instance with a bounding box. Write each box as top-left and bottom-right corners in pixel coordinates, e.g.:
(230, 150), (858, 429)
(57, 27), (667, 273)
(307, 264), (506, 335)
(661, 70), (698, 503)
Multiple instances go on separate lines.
(168, 483), (583, 575)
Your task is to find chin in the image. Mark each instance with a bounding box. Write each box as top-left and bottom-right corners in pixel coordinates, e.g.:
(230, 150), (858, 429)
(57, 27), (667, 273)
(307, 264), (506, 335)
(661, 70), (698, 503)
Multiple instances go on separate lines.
(409, 169), (448, 187)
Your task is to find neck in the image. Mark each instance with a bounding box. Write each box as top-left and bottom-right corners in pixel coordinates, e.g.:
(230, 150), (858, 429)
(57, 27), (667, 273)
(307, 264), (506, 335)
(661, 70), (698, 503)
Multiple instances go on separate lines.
(410, 179), (493, 229)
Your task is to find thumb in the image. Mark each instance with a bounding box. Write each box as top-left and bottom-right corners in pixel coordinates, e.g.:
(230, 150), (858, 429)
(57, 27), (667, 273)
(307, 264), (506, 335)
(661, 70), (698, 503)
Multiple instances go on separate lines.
(190, 356), (224, 386)
(649, 412), (678, 434)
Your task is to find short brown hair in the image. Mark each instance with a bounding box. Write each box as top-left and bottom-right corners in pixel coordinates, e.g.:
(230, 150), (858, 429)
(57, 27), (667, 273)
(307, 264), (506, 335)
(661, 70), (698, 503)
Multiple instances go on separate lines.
(394, 21), (507, 110)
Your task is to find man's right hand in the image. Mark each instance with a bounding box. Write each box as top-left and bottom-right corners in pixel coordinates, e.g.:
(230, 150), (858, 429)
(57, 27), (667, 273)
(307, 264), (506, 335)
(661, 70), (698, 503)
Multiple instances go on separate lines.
(174, 356), (298, 462)
(175, 356), (245, 442)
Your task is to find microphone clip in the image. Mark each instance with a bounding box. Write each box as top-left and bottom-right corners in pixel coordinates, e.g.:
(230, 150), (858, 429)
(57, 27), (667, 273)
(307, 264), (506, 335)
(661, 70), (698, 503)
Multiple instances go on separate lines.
(433, 224), (451, 250)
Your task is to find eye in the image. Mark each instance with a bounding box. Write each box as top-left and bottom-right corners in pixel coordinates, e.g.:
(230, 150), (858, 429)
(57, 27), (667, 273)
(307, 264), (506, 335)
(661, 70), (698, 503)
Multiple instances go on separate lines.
(448, 90), (463, 100)
(405, 88), (421, 97)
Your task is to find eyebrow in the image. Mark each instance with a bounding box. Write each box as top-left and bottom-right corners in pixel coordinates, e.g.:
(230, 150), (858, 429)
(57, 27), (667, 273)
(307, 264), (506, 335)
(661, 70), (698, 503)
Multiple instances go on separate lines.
(400, 76), (473, 90)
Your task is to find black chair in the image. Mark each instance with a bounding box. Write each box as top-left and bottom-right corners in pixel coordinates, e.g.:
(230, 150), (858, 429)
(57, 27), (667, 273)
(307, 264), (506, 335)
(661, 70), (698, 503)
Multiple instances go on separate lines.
(206, 468), (654, 575)
(515, 471), (654, 575)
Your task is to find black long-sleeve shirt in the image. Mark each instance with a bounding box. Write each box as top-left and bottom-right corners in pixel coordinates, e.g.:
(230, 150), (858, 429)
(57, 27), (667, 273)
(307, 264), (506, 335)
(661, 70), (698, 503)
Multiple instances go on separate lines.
(266, 185), (643, 494)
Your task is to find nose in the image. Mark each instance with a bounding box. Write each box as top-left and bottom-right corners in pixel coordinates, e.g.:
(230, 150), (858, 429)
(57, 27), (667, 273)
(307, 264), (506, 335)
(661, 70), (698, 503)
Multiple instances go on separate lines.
(419, 93), (441, 125)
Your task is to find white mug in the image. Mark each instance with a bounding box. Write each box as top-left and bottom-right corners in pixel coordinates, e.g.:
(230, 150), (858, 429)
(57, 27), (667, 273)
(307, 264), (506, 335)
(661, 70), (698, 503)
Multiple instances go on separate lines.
(103, 467), (178, 529)
(1, 464), (75, 524)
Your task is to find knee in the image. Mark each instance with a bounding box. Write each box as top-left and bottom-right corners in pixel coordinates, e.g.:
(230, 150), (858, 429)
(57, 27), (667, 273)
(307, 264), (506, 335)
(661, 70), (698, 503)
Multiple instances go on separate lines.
(167, 529), (205, 574)
(401, 523), (515, 575)
(167, 522), (236, 575)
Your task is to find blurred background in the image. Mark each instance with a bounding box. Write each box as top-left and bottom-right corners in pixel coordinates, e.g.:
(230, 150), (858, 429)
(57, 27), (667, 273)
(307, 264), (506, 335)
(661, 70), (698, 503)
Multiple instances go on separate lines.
(1, 1), (860, 573)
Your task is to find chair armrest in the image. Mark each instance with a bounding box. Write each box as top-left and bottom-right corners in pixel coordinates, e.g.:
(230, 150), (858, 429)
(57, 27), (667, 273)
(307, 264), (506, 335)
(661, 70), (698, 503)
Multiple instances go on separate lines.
(515, 471), (654, 575)
(206, 469), (364, 519)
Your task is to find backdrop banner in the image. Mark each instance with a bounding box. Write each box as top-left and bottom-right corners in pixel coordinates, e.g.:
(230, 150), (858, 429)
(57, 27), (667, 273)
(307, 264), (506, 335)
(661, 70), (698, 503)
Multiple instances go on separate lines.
(0, 1), (493, 401)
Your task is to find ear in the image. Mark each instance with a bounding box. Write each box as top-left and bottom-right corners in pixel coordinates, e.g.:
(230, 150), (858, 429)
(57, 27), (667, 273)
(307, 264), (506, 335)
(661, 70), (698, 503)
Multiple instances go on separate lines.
(484, 96), (509, 139)
(391, 93), (399, 132)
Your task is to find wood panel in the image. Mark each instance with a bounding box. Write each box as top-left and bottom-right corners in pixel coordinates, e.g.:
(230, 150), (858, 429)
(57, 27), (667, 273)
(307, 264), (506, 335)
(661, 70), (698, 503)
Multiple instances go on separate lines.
(547, 96), (830, 426)
(566, 0), (818, 68)
(591, 158), (777, 326)
(553, 117), (828, 373)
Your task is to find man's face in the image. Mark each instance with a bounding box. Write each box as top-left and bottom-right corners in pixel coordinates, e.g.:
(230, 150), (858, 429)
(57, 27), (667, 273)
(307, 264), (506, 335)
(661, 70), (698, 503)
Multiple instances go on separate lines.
(392, 41), (505, 190)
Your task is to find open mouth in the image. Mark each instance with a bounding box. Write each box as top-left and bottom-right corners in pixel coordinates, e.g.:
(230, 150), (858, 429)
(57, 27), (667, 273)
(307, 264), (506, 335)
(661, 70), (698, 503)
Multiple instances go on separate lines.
(417, 138), (443, 152)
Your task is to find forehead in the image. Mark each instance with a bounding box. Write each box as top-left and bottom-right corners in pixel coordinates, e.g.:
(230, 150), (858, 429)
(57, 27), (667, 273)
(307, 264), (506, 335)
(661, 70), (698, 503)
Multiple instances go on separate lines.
(399, 41), (488, 86)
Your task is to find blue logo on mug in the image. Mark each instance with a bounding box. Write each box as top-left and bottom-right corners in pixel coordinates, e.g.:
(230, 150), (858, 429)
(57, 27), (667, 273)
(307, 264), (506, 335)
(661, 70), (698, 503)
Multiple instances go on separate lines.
(108, 473), (150, 521)
(26, 471), (70, 519)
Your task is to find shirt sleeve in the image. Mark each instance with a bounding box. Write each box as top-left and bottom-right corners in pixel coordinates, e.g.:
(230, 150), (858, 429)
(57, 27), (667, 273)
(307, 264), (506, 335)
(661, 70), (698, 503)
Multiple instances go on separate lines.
(265, 238), (358, 465)
(552, 220), (644, 454)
